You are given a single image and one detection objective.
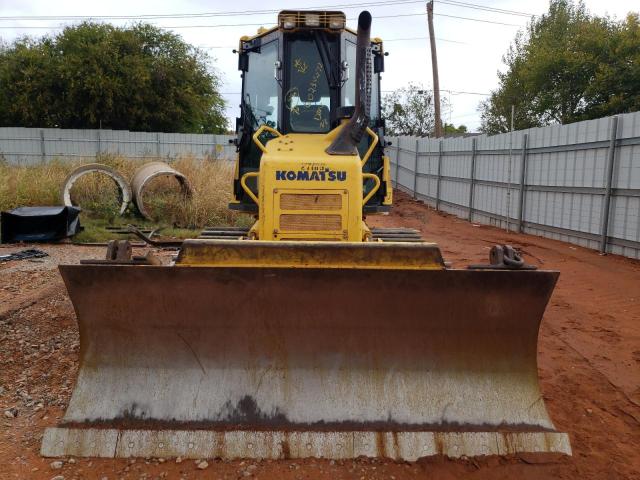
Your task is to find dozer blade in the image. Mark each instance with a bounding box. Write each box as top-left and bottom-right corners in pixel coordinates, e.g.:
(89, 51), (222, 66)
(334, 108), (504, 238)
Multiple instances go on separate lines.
(42, 247), (570, 460)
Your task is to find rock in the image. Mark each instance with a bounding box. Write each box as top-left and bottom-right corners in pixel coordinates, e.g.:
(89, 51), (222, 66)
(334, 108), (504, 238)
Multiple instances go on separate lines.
(197, 460), (209, 470)
(51, 476), (65, 480)
(50, 460), (64, 469)
(246, 465), (257, 472)
(67, 458), (76, 464)
(4, 407), (18, 418)
(175, 457), (183, 464)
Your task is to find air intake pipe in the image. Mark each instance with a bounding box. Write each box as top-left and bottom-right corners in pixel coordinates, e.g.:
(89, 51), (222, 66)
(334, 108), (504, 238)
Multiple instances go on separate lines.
(326, 11), (372, 155)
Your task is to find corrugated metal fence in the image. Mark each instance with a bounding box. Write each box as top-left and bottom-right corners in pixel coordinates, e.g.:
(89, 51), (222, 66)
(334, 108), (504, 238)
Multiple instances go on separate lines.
(388, 111), (640, 259)
(0, 127), (236, 164)
(2, 117), (639, 259)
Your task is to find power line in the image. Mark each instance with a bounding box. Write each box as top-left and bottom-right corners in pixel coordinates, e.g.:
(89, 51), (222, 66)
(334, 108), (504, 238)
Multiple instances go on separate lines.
(0, 11), (524, 30)
(431, 12), (520, 26)
(384, 36), (467, 44)
(0, 0), (527, 30)
(0, 1), (424, 21)
(436, 0), (533, 18)
(448, 111), (482, 120)
(0, 0), (535, 22)
(448, 89), (490, 96)
(380, 88), (489, 95)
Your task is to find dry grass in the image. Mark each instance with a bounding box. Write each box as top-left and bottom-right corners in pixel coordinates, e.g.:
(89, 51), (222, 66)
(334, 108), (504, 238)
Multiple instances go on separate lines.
(0, 155), (253, 233)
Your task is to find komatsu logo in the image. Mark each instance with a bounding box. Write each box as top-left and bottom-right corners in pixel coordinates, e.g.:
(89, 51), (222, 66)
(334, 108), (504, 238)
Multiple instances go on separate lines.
(276, 170), (347, 181)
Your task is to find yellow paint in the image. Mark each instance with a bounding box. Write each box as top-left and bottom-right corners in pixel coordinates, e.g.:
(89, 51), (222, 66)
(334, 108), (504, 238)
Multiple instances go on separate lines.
(247, 124), (382, 242)
(177, 240), (445, 270)
(361, 127), (379, 167)
(229, 12), (396, 246)
(362, 173), (381, 205)
(382, 155), (393, 205)
(252, 124), (283, 153)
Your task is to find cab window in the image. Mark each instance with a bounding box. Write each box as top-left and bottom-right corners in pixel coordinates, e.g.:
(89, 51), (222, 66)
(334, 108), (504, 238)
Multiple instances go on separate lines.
(286, 39), (330, 133)
(342, 40), (356, 107)
(244, 41), (279, 130)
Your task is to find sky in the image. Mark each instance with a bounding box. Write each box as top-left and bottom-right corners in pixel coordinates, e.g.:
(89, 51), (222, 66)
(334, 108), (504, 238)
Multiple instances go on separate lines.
(0, 0), (636, 132)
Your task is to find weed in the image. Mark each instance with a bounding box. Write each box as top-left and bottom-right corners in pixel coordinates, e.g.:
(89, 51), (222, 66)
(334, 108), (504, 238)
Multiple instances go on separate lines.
(0, 156), (253, 242)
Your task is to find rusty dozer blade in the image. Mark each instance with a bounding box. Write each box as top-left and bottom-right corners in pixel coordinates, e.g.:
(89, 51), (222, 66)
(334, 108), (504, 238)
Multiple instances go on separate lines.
(42, 241), (570, 460)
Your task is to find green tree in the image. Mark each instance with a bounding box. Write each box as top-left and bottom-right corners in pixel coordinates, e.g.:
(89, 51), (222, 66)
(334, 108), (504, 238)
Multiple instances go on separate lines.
(382, 83), (439, 136)
(0, 23), (227, 133)
(480, 1), (640, 134)
(443, 123), (467, 135)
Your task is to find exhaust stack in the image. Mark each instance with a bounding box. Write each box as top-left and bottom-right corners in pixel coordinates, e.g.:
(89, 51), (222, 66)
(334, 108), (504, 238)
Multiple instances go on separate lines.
(326, 11), (372, 155)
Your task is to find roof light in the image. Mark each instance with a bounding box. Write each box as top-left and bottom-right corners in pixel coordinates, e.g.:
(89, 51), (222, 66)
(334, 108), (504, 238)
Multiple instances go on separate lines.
(282, 15), (296, 29)
(328, 16), (345, 29)
(305, 14), (321, 27)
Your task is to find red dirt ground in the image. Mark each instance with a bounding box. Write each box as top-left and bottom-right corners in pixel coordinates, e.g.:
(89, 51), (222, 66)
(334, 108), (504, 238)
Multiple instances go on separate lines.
(1, 191), (639, 480)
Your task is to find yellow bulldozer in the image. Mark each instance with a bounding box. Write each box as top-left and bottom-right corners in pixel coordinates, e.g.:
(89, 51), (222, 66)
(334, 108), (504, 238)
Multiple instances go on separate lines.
(41, 10), (570, 461)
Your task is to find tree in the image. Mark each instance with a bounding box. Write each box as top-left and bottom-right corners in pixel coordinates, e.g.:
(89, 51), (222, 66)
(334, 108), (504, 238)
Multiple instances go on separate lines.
(0, 23), (227, 133)
(443, 123), (468, 135)
(381, 83), (438, 136)
(480, 1), (640, 134)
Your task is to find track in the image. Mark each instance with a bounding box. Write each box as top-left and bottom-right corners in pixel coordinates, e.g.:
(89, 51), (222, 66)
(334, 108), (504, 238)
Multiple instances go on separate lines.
(0, 191), (639, 479)
(198, 226), (424, 242)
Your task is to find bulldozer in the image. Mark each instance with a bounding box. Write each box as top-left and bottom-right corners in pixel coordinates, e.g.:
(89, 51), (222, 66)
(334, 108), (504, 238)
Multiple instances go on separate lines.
(41, 10), (570, 461)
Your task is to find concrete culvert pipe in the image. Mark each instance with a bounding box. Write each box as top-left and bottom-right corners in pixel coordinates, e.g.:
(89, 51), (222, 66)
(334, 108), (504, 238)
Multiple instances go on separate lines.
(61, 163), (132, 216)
(131, 162), (193, 220)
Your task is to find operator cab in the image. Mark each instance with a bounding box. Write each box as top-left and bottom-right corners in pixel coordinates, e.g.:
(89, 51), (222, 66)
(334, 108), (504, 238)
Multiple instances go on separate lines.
(231, 11), (389, 213)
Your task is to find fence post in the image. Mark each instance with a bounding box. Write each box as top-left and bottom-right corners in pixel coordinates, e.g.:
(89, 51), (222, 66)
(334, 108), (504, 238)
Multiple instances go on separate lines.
(435, 140), (443, 210)
(97, 129), (101, 158)
(156, 132), (161, 159)
(468, 138), (477, 222)
(40, 130), (46, 162)
(518, 133), (529, 233)
(394, 137), (400, 186)
(600, 116), (619, 254)
(412, 139), (419, 199)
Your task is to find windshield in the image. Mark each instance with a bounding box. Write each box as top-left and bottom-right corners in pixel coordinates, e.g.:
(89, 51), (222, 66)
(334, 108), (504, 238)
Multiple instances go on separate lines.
(244, 40), (279, 130)
(286, 39), (331, 133)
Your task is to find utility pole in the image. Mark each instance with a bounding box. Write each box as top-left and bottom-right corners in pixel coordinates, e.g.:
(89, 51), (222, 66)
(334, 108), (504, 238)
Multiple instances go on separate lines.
(427, 1), (443, 138)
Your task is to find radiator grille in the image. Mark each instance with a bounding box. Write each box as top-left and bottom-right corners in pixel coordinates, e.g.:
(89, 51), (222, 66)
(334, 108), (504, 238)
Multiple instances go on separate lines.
(279, 214), (342, 231)
(280, 193), (342, 211)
